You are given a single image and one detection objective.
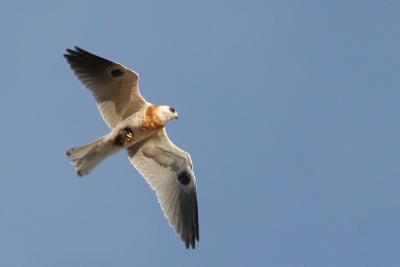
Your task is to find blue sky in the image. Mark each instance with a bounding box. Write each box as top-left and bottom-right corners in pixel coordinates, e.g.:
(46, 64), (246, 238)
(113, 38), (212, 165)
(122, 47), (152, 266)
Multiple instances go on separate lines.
(0, 0), (399, 266)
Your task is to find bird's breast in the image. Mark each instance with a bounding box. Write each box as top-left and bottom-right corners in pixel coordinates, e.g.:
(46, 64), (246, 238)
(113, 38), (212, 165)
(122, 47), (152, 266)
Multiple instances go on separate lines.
(141, 105), (164, 130)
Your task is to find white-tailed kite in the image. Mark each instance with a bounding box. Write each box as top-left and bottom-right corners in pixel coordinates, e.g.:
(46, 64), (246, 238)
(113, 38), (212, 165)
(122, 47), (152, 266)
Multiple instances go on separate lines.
(64, 47), (199, 249)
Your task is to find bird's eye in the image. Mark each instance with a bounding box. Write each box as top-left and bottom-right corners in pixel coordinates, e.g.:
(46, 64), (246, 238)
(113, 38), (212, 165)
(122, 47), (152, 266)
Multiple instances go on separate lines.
(169, 107), (176, 113)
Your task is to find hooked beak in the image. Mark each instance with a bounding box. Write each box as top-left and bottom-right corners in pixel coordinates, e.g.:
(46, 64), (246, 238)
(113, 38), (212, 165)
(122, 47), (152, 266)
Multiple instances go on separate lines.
(175, 112), (179, 120)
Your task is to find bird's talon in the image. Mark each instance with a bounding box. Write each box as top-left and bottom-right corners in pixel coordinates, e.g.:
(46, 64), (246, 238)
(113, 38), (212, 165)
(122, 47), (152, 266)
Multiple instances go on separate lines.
(126, 132), (133, 140)
(122, 127), (134, 143)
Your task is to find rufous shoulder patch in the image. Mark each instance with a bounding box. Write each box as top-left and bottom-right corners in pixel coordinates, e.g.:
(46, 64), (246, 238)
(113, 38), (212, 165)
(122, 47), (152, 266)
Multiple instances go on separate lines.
(142, 105), (164, 130)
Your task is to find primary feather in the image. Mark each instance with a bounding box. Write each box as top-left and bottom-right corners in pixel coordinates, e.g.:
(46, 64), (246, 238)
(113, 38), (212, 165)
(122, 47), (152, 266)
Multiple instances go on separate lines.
(128, 130), (199, 248)
(64, 47), (148, 128)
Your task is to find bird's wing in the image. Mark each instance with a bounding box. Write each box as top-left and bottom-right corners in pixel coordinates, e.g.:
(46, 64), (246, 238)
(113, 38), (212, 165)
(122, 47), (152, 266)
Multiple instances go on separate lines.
(127, 129), (199, 249)
(64, 47), (149, 128)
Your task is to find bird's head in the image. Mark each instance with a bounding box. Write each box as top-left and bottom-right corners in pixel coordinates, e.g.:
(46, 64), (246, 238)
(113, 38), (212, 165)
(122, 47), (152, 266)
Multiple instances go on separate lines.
(156, 105), (179, 122)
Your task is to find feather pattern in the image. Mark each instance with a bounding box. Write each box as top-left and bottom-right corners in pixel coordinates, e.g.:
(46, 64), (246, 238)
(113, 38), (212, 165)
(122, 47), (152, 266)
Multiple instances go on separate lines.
(64, 47), (148, 128)
(127, 130), (199, 249)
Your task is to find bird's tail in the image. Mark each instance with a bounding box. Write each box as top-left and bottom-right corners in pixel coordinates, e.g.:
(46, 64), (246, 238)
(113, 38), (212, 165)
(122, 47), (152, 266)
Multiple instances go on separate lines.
(66, 136), (115, 176)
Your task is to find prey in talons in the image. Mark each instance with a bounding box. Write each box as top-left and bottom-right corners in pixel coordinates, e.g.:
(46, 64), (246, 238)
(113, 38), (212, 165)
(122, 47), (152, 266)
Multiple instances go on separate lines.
(113, 127), (134, 146)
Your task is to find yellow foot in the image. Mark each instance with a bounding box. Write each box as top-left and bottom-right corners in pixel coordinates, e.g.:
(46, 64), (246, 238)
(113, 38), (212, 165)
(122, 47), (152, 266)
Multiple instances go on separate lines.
(113, 127), (134, 146)
(125, 131), (133, 142)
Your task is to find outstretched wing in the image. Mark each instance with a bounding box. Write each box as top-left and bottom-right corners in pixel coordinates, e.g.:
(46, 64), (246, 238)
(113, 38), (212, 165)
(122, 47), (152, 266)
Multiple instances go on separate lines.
(127, 130), (199, 249)
(64, 47), (149, 128)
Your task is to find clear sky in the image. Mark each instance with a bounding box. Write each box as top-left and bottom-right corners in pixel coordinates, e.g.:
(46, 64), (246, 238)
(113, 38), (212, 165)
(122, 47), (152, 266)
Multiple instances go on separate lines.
(0, 0), (399, 266)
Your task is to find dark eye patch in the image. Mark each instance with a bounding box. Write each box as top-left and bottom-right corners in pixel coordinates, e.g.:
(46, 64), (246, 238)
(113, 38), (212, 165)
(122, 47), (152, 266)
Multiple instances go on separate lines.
(169, 107), (176, 113)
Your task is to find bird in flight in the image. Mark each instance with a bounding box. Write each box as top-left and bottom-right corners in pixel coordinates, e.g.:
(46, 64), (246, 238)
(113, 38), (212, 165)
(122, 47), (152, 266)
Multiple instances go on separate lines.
(64, 47), (199, 249)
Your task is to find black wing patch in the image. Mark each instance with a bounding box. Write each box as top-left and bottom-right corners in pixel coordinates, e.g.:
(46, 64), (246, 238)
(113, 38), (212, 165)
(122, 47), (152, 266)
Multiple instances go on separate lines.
(110, 68), (124, 78)
(177, 171), (191, 185)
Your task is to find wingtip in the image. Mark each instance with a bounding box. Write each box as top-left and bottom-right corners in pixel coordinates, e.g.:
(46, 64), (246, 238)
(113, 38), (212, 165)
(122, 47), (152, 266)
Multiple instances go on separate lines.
(77, 169), (84, 177)
(74, 46), (87, 55)
(64, 46), (88, 56)
(183, 233), (197, 249)
(63, 48), (79, 60)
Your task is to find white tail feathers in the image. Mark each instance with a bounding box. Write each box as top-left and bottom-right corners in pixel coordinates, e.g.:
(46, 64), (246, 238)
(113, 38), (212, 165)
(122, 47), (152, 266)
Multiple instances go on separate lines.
(66, 137), (111, 176)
